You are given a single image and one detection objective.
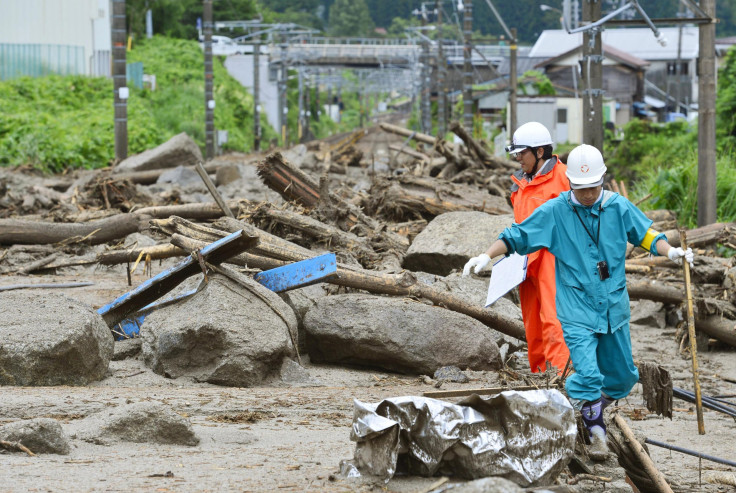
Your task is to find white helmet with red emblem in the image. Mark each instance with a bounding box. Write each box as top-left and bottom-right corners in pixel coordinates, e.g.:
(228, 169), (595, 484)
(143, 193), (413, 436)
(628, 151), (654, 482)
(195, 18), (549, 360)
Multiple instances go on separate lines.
(565, 144), (607, 189)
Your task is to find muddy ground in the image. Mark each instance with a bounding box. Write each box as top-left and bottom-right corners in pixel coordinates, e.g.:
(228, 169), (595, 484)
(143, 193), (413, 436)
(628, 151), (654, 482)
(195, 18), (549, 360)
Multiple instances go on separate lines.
(1, 262), (735, 493)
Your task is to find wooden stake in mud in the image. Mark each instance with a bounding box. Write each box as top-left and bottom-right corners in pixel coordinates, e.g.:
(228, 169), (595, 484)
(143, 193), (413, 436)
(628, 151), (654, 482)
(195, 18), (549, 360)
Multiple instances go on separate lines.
(680, 230), (705, 434)
(612, 414), (673, 493)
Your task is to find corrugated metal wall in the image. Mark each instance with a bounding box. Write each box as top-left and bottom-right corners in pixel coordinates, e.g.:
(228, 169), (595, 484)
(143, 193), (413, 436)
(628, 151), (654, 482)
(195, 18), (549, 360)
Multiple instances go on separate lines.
(0, 0), (111, 77)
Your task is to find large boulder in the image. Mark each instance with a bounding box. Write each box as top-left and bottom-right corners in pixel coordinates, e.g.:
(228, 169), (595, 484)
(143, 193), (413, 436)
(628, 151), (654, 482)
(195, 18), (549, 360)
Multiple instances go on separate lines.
(0, 291), (113, 386)
(70, 402), (199, 446)
(304, 293), (503, 374)
(114, 132), (203, 173)
(403, 211), (514, 276)
(0, 418), (71, 455)
(141, 273), (298, 387)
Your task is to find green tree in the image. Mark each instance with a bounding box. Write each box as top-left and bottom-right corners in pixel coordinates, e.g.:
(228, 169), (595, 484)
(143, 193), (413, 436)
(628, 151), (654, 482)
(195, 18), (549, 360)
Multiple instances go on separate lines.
(328, 0), (375, 37)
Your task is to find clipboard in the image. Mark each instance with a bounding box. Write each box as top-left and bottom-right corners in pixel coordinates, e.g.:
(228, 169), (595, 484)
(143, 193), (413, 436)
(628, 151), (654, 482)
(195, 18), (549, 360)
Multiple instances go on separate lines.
(485, 253), (528, 307)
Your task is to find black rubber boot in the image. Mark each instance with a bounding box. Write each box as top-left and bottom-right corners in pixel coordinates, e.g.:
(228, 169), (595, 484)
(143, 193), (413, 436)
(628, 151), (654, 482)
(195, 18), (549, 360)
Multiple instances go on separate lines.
(581, 398), (609, 461)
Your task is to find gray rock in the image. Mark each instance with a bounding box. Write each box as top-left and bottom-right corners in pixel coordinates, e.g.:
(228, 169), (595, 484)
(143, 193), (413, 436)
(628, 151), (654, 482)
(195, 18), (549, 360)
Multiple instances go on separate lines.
(0, 418), (70, 455)
(434, 477), (524, 493)
(304, 294), (502, 375)
(72, 402), (198, 446)
(279, 358), (322, 386)
(0, 292), (113, 386)
(215, 164), (241, 186)
(141, 273), (297, 387)
(403, 212), (514, 276)
(114, 132), (203, 173)
(121, 232), (158, 249)
(630, 300), (665, 329)
(112, 338), (142, 361)
(434, 366), (469, 383)
(279, 283), (330, 354)
(156, 165), (202, 187)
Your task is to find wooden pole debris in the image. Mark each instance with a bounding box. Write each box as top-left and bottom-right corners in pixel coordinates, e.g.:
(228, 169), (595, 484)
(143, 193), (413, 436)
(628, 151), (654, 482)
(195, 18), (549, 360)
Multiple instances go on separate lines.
(680, 230), (706, 434)
(194, 161), (235, 218)
(612, 414), (674, 493)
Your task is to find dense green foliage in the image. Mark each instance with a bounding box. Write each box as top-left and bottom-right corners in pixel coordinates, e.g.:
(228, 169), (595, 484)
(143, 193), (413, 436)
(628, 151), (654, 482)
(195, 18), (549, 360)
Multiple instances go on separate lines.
(126, 0), (258, 40)
(264, 0), (736, 44)
(0, 75), (159, 172)
(327, 0), (375, 37)
(0, 36), (277, 171)
(606, 114), (735, 228)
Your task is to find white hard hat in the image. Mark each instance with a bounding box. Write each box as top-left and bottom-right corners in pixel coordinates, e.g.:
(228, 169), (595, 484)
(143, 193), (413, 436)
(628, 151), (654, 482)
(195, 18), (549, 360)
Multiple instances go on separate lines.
(505, 122), (553, 155)
(565, 144), (607, 188)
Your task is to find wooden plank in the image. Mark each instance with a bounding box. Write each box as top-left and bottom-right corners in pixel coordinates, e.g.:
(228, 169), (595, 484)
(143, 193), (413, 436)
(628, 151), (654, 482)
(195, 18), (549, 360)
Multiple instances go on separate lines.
(422, 385), (542, 398)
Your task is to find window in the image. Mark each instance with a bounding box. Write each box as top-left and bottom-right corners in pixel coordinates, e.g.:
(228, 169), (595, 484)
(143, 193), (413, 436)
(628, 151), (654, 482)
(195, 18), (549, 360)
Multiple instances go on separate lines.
(557, 108), (567, 124)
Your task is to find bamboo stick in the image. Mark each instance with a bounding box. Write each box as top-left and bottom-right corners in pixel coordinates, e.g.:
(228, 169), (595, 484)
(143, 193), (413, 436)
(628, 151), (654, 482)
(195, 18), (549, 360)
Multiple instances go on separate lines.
(680, 230), (706, 434)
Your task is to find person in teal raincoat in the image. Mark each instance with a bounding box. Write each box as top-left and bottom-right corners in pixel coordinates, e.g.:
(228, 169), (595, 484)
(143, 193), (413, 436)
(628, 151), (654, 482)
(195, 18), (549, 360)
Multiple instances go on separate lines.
(465, 144), (694, 460)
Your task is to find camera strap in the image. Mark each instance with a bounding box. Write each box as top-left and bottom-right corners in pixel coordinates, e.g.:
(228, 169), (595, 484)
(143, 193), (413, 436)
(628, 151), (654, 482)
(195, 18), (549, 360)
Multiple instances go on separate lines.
(572, 205), (601, 247)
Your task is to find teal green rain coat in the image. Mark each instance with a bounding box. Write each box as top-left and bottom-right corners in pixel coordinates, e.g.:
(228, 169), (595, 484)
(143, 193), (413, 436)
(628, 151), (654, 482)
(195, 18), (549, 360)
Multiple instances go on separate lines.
(499, 190), (666, 403)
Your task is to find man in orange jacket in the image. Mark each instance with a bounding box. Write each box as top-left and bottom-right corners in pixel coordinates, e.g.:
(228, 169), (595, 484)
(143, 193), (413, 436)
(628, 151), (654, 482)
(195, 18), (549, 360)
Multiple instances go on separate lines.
(464, 122), (570, 373)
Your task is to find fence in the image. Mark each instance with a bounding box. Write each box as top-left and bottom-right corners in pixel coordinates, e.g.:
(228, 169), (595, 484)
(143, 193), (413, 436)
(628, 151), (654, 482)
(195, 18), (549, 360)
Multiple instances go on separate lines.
(0, 43), (86, 80)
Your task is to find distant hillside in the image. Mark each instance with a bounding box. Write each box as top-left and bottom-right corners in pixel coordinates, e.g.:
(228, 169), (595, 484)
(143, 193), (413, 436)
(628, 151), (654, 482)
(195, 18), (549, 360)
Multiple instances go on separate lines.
(268, 0), (736, 45)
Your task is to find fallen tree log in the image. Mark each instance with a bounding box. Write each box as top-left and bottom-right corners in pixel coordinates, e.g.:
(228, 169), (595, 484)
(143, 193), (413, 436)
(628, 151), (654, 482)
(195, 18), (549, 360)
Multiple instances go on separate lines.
(108, 162), (219, 185)
(364, 175), (512, 220)
(96, 244), (187, 265)
(449, 121), (515, 171)
(134, 200), (246, 220)
(167, 220), (526, 341)
(697, 316), (736, 348)
(257, 153), (409, 251)
(0, 214), (148, 245)
(379, 122), (448, 148)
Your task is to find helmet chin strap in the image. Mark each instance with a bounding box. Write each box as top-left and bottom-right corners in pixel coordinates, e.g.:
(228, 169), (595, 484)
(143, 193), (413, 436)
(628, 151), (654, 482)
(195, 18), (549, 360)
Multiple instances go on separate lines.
(528, 148), (543, 177)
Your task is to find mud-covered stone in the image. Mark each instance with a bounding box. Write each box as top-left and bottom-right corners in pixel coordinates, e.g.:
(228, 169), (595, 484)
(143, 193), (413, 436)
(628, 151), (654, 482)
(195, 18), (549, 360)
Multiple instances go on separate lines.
(142, 273), (297, 387)
(71, 402), (199, 446)
(403, 211), (514, 276)
(0, 418), (71, 454)
(304, 293), (502, 374)
(0, 291), (113, 386)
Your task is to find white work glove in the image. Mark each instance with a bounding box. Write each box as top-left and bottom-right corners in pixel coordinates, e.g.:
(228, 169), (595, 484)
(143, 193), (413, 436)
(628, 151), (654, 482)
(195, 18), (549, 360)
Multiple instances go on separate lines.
(668, 247), (694, 268)
(462, 254), (491, 276)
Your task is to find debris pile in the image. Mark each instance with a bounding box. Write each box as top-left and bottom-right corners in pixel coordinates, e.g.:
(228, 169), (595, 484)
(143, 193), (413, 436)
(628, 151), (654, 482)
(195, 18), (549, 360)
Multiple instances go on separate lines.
(1, 123), (735, 491)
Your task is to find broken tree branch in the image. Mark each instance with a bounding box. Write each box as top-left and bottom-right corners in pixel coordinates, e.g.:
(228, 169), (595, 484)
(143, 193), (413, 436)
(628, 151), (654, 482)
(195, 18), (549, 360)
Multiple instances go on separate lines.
(0, 214), (148, 246)
(612, 414), (674, 493)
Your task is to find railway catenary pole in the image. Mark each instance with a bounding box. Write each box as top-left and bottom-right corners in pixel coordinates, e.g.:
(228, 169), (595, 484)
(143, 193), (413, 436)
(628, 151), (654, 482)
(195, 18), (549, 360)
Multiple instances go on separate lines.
(462, 0), (473, 132)
(253, 40), (260, 151)
(112, 0), (127, 161)
(582, 0), (603, 152)
(203, 0), (215, 159)
(436, 0), (447, 137)
(698, 0), (717, 226)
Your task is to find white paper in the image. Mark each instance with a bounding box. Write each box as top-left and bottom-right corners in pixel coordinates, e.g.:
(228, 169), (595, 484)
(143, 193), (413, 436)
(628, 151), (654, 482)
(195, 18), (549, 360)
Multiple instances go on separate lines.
(485, 253), (528, 307)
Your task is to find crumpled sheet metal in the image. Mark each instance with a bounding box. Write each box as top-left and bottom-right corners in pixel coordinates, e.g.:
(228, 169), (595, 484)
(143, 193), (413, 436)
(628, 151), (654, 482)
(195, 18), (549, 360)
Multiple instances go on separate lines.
(340, 389), (576, 487)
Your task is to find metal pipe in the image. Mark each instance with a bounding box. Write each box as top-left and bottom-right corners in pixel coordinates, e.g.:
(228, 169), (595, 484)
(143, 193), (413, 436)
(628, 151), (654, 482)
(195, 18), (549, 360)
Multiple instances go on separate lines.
(645, 439), (736, 468)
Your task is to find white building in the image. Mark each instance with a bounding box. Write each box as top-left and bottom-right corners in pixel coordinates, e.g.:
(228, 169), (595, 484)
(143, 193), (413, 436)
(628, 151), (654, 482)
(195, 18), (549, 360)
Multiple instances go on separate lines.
(0, 0), (111, 79)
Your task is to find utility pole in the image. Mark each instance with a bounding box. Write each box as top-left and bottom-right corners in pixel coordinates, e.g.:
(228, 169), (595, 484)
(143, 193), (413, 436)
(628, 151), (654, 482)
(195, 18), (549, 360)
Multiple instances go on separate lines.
(279, 32), (288, 145)
(436, 0), (446, 137)
(698, 0), (717, 226)
(111, 0), (127, 161)
(304, 77), (311, 140)
(253, 40), (260, 151)
(509, 27), (518, 134)
(420, 5), (431, 134)
(462, 0), (473, 132)
(582, 0), (603, 151)
(203, 0), (215, 160)
(298, 67), (304, 142)
(314, 72), (320, 123)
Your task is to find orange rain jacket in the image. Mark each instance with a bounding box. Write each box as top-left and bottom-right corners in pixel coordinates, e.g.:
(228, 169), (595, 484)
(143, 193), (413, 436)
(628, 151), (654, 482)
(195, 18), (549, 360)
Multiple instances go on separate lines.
(510, 156), (570, 373)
